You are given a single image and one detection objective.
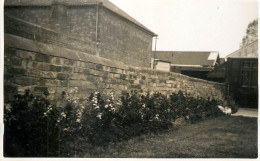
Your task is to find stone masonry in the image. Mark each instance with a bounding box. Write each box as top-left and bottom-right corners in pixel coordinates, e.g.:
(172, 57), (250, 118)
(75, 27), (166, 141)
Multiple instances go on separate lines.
(4, 34), (227, 106)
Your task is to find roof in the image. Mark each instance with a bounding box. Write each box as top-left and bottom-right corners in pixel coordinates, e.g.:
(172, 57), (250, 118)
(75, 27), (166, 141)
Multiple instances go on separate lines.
(219, 58), (225, 64)
(4, 0), (157, 36)
(225, 40), (258, 59)
(153, 51), (219, 66)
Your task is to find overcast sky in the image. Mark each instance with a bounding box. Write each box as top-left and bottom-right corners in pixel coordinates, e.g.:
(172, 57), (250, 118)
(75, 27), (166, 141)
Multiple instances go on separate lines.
(110, 0), (258, 58)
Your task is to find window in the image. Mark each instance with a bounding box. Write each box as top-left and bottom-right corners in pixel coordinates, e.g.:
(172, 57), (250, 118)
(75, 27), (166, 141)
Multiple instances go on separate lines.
(240, 60), (258, 88)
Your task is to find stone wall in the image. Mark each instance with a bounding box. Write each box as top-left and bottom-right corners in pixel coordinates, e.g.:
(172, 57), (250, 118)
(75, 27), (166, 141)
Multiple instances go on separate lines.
(4, 34), (227, 106)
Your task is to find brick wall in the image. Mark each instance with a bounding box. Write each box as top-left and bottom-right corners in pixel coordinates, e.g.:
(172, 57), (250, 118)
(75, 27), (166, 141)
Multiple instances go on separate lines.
(66, 6), (97, 42)
(98, 7), (153, 68)
(5, 3), (154, 68)
(4, 34), (227, 106)
(5, 6), (52, 29)
(4, 15), (97, 55)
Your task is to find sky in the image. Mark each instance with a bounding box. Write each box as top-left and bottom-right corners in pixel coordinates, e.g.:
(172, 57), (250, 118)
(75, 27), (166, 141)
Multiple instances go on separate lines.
(110, 0), (258, 58)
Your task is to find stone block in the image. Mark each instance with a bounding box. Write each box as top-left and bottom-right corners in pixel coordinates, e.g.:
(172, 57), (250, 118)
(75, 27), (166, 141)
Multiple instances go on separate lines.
(64, 59), (75, 66)
(113, 73), (120, 79)
(82, 68), (90, 75)
(166, 80), (174, 84)
(96, 64), (103, 70)
(129, 80), (134, 84)
(57, 73), (70, 80)
(37, 78), (46, 86)
(4, 47), (16, 57)
(6, 67), (26, 76)
(13, 77), (38, 86)
(159, 79), (166, 83)
(70, 73), (81, 80)
(85, 75), (95, 82)
(102, 72), (109, 79)
(47, 87), (56, 94)
(62, 66), (73, 73)
(16, 50), (35, 60)
(169, 77), (176, 81)
(34, 86), (48, 93)
(50, 65), (62, 72)
(35, 53), (51, 62)
(60, 80), (69, 87)
(134, 80), (139, 84)
(120, 74), (126, 80)
(45, 79), (61, 86)
(35, 62), (51, 71)
(6, 57), (22, 66)
(54, 57), (64, 65)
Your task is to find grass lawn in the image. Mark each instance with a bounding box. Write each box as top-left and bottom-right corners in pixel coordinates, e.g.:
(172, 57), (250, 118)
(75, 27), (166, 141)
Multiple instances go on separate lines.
(84, 115), (258, 158)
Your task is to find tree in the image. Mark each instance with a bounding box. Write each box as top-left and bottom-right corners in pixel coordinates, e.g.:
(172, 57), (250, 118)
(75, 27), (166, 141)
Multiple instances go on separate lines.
(240, 19), (258, 48)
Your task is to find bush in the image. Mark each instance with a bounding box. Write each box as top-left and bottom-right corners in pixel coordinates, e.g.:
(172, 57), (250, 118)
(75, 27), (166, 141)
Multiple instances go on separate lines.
(223, 95), (238, 114)
(4, 90), (60, 157)
(169, 91), (224, 123)
(4, 90), (225, 157)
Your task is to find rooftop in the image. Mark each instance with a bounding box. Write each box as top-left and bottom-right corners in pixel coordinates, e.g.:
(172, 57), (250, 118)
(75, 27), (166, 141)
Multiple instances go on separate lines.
(153, 51), (219, 66)
(226, 40), (258, 59)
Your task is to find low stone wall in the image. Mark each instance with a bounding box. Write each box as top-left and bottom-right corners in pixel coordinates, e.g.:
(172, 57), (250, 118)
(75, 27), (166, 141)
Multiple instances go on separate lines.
(4, 34), (227, 106)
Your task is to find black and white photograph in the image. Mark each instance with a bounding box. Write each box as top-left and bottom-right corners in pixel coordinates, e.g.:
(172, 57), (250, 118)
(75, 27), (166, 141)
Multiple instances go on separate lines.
(1, 0), (258, 159)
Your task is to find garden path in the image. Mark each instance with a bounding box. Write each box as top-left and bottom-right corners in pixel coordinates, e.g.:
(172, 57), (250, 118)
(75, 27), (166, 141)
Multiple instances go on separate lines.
(232, 108), (258, 117)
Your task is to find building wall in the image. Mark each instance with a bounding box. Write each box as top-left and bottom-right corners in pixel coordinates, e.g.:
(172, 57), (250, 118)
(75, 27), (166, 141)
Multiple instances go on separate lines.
(4, 34), (227, 106)
(4, 6), (52, 29)
(4, 4), (153, 68)
(155, 61), (171, 72)
(98, 8), (153, 68)
(4, 15), (97, 55)
(67, 6), (97, 42)
(226, 58), (258, 108)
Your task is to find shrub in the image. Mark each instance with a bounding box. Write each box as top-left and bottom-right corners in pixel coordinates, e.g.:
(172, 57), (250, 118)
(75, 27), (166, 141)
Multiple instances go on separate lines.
(223, 95), (239, 114)
(169, 91), (224, 123)
(4, 90), (226, 157)
(4, 90), (60, 157)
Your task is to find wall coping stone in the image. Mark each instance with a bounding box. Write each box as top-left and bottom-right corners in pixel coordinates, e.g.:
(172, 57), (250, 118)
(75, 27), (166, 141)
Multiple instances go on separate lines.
(5, 33), (226, 87)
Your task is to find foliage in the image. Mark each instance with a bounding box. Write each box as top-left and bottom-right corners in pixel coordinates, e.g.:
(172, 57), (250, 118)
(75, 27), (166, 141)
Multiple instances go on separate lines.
(221, 95), (238, 114)
(240, 19), (258, 48)
(4, 90), (60, 157)
(4, 90), (225, 157)
(59, 90), (224, 157)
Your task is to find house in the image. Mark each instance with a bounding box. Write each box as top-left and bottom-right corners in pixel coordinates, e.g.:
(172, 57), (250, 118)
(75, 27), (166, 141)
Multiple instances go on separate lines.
(4, 0), (157, 68)
(153, 51), (221, 79)
(225, 40), (258, 108)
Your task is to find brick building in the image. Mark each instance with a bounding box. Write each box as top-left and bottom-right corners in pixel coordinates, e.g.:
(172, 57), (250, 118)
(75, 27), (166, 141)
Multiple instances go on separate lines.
(4, 0), (157, 68)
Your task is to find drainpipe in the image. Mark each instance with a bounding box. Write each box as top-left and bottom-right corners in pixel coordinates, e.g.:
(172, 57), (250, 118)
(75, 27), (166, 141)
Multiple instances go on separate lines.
(153, 36), (158, 69)
(95, 2), (101, 56)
